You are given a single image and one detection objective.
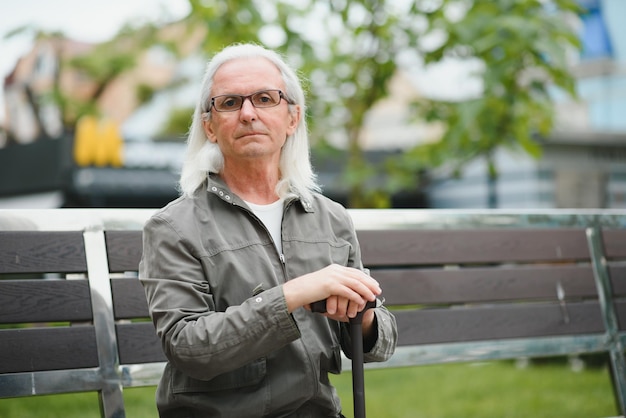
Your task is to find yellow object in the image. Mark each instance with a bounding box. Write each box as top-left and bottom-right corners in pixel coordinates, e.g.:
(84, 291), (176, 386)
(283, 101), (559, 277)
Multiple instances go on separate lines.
(74, 116), (124, 167)
(104, 120), (124, 168)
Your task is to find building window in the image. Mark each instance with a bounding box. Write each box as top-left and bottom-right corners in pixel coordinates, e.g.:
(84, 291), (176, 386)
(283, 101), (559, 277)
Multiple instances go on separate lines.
(578, 0), (613, 60)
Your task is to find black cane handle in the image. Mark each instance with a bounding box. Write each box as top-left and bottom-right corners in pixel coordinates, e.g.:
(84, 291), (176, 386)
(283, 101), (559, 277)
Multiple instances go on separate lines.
(310, 298), (378, 324)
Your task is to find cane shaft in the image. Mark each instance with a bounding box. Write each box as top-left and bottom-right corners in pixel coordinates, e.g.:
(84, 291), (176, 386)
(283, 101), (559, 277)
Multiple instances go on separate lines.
(350, 321), (366, 418)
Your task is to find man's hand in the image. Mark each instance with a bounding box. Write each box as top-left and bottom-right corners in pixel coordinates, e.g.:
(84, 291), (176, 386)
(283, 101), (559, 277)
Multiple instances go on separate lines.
(282, 264), (381, 318)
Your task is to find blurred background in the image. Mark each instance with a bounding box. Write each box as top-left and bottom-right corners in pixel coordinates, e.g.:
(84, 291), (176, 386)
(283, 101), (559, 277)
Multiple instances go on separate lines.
(1, 0), (624, 210)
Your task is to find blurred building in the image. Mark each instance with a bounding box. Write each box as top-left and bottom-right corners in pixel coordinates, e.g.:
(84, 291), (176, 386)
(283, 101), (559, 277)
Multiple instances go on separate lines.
(2, 23), (205, 144)
(3, 37), (91, 143)
(0, 22), (205, 208)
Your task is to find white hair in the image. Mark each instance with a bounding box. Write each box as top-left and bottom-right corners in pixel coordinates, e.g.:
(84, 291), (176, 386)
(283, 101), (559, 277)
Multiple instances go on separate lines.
(179, 43), (320, 201)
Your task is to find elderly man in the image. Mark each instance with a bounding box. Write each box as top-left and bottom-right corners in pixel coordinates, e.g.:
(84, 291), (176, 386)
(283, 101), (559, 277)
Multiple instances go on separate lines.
(140, 43), (397, 418)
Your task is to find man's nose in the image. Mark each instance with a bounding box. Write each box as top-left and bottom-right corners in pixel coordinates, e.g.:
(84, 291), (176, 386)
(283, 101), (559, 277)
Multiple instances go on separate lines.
(239, 97), (257, 120)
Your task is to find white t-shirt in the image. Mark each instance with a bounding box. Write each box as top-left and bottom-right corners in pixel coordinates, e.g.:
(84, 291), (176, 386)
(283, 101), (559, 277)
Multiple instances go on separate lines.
(245, 198), (285, 254)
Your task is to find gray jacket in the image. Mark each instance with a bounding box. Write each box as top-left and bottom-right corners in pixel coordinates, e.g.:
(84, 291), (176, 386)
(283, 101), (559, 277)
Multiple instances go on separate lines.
(139, 174), (397, 417)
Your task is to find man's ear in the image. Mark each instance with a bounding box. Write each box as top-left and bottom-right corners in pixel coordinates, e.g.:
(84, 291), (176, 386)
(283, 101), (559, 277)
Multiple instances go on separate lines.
(286, 105), (301, 136)
(203, 119), (217, 143)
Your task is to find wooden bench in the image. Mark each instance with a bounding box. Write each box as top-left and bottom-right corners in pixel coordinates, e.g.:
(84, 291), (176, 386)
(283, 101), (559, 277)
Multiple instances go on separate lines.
(1, 208), (625, 417)
(0, 209), (164, 418)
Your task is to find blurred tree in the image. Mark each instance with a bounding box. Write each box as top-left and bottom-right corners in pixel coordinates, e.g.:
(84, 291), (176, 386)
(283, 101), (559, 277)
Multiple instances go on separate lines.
(278, 1), (421, 207)
(315, 0), (580, 207)
(61, 22), (181, 127)
(62, 42), (137, 123)
(153, 0), (269, 139)
(182, 0), (423, 207)
(185, 0), (267, 50)
(5, 0), (583, 207)
(195, 0), (581, 208)
(406, 0), (583, 208)
(160, 106), (196, 138)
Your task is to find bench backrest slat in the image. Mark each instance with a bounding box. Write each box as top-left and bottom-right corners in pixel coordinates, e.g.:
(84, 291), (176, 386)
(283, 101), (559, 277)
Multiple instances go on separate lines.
(0, 280), (92, 323)
(611, 266), (626, 296)
(0, 231), (87, 273)
(0, 326), (99, 373)
(603, 229), (626, 259)
(116, 323), (166, 364)
(396, 301), (604, 346)
(376, 265), (597, 306)
(358, 228), (590, 266)
(615, 301), (626, 330)
(105, 231), (143, 272)
(111, 278), (151, 319)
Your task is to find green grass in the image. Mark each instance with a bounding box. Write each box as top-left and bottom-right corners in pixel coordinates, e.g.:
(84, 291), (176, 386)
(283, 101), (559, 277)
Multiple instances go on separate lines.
(0, 361), (616, 418)
(332, 361), (616, 418)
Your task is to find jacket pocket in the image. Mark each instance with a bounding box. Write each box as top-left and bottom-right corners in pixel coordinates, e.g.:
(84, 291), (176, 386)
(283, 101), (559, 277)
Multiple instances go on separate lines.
(171, 357), (266, 393)
(320, 343), (342, 376)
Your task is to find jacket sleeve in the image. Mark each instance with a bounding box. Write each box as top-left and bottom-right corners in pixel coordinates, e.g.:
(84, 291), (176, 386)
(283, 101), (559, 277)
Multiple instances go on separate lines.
(343, 307), (398, 363)
(336, 208), (398, 363)
(139, 214), (301, 380)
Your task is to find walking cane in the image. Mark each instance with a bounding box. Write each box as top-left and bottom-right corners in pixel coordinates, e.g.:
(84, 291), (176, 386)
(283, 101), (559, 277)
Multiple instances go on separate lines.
(312, 298), (378, 418)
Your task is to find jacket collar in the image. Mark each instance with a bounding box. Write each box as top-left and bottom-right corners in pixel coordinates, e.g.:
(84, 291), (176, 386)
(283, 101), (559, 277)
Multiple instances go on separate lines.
(205, 173), (314, 213)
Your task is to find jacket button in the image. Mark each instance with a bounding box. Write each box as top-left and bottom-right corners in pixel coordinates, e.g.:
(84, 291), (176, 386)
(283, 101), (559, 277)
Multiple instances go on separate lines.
(255, 297), (263, 303)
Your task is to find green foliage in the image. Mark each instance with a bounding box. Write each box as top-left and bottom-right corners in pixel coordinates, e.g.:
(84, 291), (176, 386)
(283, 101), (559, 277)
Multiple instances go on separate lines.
(273, 0), (422, 207)
(186, 0), (267, 52)
(409, 0), (583, 179)
(159, 106), (196, 139)
(60, 25), (171, 124)
(49, 84), (100, 125)
(68, 48), (136, 88)
(241, 0), (580, 208)
(136, 83), (157, 105)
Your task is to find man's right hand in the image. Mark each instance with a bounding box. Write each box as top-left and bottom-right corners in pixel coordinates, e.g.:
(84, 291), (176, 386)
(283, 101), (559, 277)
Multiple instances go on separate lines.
(282, 264), (381, 318)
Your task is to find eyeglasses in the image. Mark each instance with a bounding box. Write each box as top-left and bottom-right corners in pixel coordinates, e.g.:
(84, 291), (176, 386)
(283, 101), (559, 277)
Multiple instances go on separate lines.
(208, 89), (292, 113)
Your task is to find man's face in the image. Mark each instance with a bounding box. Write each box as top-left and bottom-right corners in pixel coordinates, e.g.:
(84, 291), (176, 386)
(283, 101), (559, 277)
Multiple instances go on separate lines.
(203, 57), (300, 167)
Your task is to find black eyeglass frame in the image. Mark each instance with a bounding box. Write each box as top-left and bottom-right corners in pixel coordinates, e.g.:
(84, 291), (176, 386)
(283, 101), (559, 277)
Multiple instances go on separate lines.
(207, 89), (293, 113)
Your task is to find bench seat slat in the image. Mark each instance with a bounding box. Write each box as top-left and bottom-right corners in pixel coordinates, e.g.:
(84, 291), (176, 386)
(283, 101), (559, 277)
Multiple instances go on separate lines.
(0, 326), (99, 373)
(394, 301), (604, 346)
(116, 323), (166, 364)
(358, 229), (590, 266)
(375, 265), (597, 306)
(0, 280), (92, 323)
(0, 231), (86, 274)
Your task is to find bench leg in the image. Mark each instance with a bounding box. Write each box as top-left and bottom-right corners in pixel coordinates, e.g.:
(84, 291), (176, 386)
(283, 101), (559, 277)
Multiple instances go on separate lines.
(99, 383), (126, 418)
(84, 229), (126, 418)
(587, 227), (626, 415)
